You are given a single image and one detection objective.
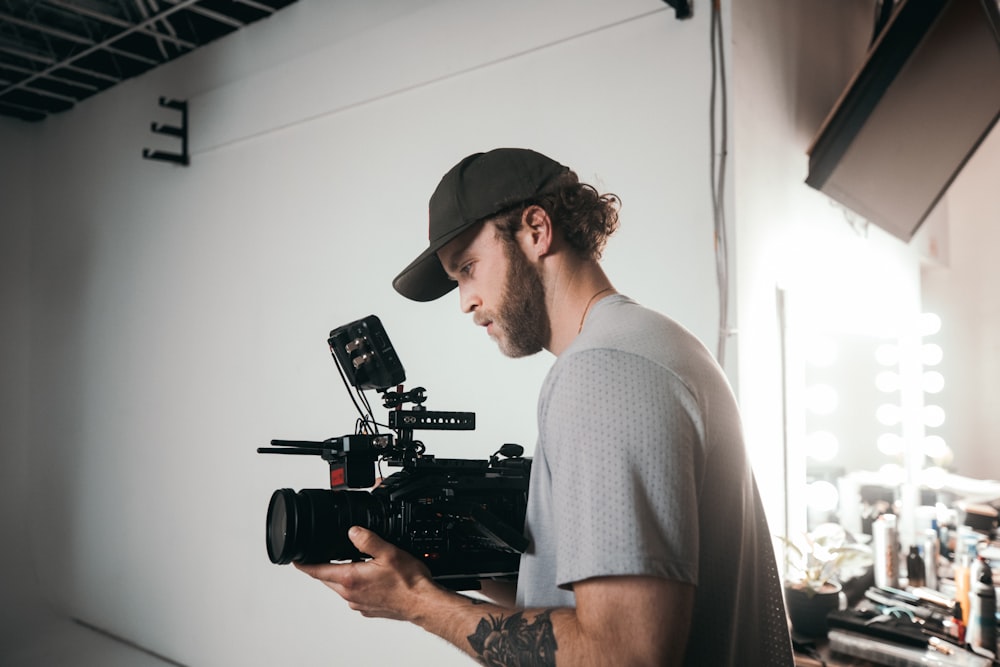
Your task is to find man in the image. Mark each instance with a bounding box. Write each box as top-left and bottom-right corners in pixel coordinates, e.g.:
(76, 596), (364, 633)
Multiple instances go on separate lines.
(297, 148), (794, 666)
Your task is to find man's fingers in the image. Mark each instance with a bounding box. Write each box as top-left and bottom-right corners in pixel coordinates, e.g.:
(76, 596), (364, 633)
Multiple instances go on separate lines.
(348, 525), (389, 557)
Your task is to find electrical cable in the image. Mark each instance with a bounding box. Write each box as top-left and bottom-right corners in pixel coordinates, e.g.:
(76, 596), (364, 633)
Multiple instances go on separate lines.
(329, 344), (373, 428)
(709, 0), (731, 365)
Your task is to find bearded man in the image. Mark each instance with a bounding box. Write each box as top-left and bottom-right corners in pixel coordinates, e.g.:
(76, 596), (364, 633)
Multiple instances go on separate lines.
(297, 148), (794, 666)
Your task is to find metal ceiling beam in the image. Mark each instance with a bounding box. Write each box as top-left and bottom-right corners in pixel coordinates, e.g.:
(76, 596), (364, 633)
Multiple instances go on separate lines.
(44, 0), (198, 50)
(62, 62), (121, 82)
(0, 0), (202, 104)
(0, 0), (299, 120)
(0, 58), (98, 90)
(187, 6), (244, 29)
(233, 0), (277, 13)
(0, 10), (96, 46)
(18, 83), (78, 103)
(44, 0), (132, 27)
(0, 98), (50, 114)
(103, 44), (159, 65)
(0, 61), (40, 75)
(0, 43), (124, 86)
(0, 43), (57, 65)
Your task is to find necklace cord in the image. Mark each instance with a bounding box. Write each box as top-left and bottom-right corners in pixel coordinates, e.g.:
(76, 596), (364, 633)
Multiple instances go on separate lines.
(578, 287), (615, 333)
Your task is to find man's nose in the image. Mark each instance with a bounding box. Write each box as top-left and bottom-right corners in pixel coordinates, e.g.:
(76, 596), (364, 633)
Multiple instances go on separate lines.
(459, 285), (480, 314)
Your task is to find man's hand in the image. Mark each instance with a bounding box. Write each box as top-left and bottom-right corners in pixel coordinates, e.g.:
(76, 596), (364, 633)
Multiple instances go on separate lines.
(294, 526), (436, 621)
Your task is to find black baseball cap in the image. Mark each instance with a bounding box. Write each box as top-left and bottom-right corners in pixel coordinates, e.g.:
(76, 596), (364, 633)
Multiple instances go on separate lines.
(392, 148), (569, 302)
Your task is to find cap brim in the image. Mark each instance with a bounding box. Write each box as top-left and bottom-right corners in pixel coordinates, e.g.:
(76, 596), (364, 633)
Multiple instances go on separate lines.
(392, 221), (476, 302)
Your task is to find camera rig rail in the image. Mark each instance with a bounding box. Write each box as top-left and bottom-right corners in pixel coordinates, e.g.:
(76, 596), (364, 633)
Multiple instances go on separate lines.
(257, 379), (480, 489)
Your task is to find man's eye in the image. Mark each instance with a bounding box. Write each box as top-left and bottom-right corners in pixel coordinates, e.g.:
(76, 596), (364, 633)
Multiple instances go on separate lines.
(459, 262), (473, 276)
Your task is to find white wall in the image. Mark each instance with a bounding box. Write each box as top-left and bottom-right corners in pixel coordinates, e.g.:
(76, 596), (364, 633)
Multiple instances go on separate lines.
(0, 112), (40, 640)
(1, 1), (734, 665)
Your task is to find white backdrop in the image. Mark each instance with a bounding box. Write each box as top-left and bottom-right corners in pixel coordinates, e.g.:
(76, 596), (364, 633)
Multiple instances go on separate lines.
(2, 1), (728, 665)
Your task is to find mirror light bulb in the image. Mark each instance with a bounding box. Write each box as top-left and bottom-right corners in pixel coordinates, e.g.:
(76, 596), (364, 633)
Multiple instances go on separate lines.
(806, 431), (839, 462)
(918, 312), (942, 337)
(920, 466), (947, 490)
(922, 371), (945, 394)
(923, 405), (946, 428)
(877, 433), (904, 457)
(875, 371), (900, 393)
(921, 343), (944, 366)
(923, 435), (948, 459)
(875, 343), (900, 367)
(876, 403), (902, 426)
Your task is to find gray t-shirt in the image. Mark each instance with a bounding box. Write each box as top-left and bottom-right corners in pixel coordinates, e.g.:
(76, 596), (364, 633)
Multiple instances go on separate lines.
(516, 295), (792, 666)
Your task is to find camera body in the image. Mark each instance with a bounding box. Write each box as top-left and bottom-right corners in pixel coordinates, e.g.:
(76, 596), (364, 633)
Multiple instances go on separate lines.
(259, 316), (531, 589)
(264, 435), (531, 586)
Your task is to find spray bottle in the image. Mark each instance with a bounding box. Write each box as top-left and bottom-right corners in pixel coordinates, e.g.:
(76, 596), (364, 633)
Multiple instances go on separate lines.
(966, 556), (996, 655)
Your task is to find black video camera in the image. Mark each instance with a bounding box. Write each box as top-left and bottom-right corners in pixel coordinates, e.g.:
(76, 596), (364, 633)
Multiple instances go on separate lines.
(258, 315), (531, 590)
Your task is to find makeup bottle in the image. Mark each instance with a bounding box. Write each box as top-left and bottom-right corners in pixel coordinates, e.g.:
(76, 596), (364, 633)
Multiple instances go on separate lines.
(948, 601), (966, 645)
(922, 528), (939, 590)
(954, 536), (978, 624)
(966, 556), (996, 654)
(873, 514), (899, 589)
(906, 545), (925, 589)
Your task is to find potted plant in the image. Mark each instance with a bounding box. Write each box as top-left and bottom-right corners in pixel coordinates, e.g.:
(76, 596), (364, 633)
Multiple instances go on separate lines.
(781, 523), (873, 637)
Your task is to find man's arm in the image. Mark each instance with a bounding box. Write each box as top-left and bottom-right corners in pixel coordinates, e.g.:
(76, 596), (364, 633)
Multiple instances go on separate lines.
(296, 527), (694, 666)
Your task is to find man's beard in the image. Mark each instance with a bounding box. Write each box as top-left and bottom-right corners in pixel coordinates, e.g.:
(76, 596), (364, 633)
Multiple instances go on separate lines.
(491, 240), (549, 358)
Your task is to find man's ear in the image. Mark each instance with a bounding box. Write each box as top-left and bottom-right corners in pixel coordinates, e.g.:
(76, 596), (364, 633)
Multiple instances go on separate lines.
(519, 205), (553, 258)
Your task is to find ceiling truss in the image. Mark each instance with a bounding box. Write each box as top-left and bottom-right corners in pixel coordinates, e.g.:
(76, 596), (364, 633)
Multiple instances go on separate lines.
(0, 0), (298, 121)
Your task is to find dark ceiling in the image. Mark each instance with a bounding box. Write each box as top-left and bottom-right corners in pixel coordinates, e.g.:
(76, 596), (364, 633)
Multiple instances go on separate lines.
(0, 0), (298, 122)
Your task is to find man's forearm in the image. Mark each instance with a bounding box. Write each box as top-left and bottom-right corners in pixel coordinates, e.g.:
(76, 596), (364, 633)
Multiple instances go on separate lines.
(411, 576), (691, 667)
(412, 586), (569, 666)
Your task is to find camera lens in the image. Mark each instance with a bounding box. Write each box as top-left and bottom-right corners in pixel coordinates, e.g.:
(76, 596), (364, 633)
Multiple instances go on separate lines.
(265, 489), (295, 564)
(265, 488), (386, 564)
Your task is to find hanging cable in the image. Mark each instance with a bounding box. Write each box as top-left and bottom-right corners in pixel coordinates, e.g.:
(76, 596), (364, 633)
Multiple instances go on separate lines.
(709, 0), (731, 365)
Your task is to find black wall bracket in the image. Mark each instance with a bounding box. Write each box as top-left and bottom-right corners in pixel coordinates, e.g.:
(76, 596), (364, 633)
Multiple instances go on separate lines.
(663, 0), (692, 19)
(143, 97), (189, 166)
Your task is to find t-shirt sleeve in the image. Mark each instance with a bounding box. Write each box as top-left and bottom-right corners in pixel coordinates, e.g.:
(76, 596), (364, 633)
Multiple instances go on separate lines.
(540, 347), (703, 589)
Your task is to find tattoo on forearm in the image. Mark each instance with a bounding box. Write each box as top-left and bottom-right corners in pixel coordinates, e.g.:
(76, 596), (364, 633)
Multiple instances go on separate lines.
(467, 609), (558, 667)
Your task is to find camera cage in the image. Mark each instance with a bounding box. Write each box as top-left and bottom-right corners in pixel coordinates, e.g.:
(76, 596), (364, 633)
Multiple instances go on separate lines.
(257, 314), (511, 490)
(257, 315), (531, 585)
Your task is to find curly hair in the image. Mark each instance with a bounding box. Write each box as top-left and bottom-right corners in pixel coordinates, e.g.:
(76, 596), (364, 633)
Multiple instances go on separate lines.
(491, 171), (621, 259)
